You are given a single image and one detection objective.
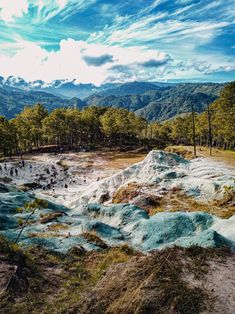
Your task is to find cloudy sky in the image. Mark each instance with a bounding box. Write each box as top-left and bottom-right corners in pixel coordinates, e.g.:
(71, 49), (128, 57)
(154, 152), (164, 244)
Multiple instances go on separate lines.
(0, 0), (234, 85)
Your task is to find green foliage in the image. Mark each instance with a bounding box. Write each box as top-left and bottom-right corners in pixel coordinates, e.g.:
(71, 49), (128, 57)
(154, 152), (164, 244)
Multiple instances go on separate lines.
(0, 104), (149, 155)
(87, 82), (223, 121)
(24, 198), (48, 211)
(148, 82), (235, 149)
(0, 85), (80, 119)
(0, 82), (234, 155)
(0, 115), (16, 156)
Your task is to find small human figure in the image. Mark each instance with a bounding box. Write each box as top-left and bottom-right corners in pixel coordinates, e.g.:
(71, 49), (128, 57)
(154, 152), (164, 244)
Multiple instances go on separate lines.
(22, 160), (25, 167)
(97, 177), (100, 181)
(29, 164), (32, 173)
(10, 168), (13, 176)
(18, 161), (22, 168)
(15, 168), (18, 176)
(52, 187), (55, 194)
(4, 163), (7, 171)
(0, 165), (2, 172)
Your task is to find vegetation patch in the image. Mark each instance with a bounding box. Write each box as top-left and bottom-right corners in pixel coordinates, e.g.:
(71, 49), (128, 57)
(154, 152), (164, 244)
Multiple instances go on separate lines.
(47, 223), (70, 231)
(0, 235), (233, 314)
(151, 190), (235, 219)
(81, 232), (109, 249)
(0, 235), (136, 314)
(165, 146), (195, 160)
(112, 183), (143, 204)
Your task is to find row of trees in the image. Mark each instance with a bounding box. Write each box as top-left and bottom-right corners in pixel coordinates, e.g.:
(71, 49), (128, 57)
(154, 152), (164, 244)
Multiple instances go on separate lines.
(146, 82), (235, 151)
(0, 105), (147, 156)
(0, 82), (234, 157)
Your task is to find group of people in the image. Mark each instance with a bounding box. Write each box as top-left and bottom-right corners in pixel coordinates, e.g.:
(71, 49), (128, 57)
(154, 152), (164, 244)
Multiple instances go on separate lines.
(0, 158), (96, 196)
(0, 159), (29, 177)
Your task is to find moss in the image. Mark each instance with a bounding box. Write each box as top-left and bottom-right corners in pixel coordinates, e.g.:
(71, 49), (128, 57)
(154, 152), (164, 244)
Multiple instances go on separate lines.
(25, 198), (49, 210)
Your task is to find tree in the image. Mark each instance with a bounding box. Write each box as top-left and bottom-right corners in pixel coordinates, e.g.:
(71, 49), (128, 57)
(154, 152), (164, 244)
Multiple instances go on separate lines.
(12, 104), (48, 151)
(0, 116), (16, 156)
(42, 108), (67, 145)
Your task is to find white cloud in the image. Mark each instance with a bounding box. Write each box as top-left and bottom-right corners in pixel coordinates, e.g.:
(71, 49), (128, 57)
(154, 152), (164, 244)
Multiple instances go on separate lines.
(0, 0), (28, 22)
(0, 38), (171, 85)
(95, 17), (229, 47)
(0, 0), (97, 23)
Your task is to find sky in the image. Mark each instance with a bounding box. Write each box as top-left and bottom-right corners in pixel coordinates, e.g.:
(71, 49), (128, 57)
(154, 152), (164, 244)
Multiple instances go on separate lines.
(0, 0), (234, 85)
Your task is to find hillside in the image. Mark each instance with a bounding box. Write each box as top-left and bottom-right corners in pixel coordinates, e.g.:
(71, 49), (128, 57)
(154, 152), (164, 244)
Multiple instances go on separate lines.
(0, 78), (225, 120)
(0, 86), (85, 119)
(96, 81), (172, 97)
(86, 83), (224, 121)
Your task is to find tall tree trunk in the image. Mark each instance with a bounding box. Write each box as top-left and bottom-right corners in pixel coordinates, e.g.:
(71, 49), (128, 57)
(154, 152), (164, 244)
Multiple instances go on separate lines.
(207, 104), (212, 156)
(191, 104), (197, 157)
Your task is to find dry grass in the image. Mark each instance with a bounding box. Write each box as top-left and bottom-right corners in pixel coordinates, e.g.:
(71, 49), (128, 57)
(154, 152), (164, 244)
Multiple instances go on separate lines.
(82, 231), (109, 249)
(151, 189), (235, 219)
(46, 223), (70, 231)
(112, 183), (142, 204)
(165, 146), (195, 160)
(167, 145), (235, 167)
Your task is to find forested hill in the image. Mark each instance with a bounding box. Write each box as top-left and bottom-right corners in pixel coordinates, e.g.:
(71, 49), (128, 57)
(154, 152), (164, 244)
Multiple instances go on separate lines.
(86, 83), (224, 121)
(0, 86), (85, 119)
(0, 81), (225, 120)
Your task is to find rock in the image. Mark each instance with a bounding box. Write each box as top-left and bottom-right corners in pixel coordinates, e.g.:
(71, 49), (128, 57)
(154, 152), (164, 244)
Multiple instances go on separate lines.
(99, 192), (110, 203)
(18, 182), (42, 191)
(0, 183), (11, 193)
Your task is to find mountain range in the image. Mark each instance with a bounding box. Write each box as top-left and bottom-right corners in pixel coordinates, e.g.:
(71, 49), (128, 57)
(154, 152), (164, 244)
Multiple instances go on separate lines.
(0, 76), (225, 121)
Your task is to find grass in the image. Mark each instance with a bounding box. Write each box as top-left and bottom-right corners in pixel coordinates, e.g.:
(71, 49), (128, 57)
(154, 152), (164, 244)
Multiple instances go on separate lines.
(81, 231), (109, 249)
(0, 235), (232, 314)
(47, 223), (70, 231)
(147, 187), (235, 219)
(167, 145), (235, 167)
(0, 234), (137, 314)
(112, 183), (142, 204)
(81, 246), (231, 314)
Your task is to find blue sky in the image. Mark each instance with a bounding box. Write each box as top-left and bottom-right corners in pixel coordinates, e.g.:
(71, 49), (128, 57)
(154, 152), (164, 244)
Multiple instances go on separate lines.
(0, 0), (234, 84)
